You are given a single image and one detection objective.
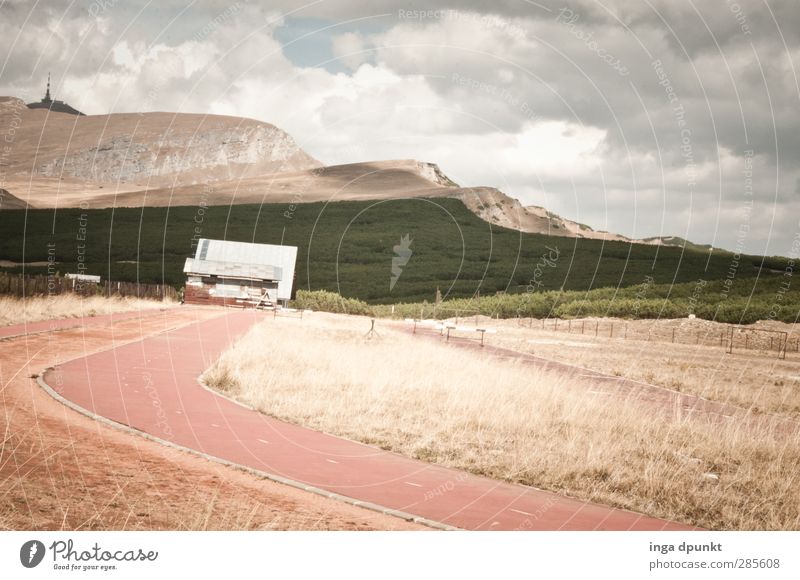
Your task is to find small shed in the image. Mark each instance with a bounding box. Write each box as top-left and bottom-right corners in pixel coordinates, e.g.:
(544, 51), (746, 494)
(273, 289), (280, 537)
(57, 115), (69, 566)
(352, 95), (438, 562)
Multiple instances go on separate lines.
(183, 238), (298, 308)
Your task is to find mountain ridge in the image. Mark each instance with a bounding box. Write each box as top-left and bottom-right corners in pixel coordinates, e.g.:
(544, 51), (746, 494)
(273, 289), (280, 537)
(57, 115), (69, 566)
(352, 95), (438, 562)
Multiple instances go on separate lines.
(0, 95), (703, 249)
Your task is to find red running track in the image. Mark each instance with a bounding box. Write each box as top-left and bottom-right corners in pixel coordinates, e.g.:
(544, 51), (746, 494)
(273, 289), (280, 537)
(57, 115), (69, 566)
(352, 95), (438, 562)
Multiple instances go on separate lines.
(41, 309), (693, 531)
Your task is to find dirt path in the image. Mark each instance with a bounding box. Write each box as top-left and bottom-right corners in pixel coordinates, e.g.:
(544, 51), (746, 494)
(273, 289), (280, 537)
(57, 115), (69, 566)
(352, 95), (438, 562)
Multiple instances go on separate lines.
(40, 309), (691, 531)
(0, 307), (422, 530)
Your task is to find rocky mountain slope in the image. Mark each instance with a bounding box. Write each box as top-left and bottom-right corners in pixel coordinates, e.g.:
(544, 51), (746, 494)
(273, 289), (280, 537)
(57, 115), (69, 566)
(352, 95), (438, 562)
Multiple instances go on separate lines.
(457, 187), (632, 242)
(0, 97), (320, 189)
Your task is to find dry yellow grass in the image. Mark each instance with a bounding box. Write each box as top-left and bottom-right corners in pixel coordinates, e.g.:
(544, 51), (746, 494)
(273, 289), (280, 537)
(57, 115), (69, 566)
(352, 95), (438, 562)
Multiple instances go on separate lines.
(203, 313), (800, 530)
(488, 317), (800, 416)
(0, 294), (174, 327)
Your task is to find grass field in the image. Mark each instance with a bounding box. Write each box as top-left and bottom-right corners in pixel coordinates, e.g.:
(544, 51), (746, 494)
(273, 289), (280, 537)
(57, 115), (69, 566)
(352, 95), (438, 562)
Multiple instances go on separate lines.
(203, 313), (800, 530)
(483, 316), (800, 417)
(0, 294), (174, 327)
(0, 199), (788, 309)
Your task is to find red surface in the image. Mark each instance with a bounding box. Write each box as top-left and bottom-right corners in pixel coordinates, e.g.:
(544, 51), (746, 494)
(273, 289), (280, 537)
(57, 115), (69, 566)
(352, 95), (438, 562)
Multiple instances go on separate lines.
(45, 310), (693, 530)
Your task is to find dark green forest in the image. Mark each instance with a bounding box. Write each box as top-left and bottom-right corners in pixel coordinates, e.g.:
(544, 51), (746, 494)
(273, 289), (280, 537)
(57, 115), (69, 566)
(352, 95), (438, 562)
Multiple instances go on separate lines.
(0, 198), (791, 319)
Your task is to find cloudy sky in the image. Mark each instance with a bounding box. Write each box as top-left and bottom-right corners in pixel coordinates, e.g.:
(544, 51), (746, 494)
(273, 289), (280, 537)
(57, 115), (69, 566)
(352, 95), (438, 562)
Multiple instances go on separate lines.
(2, 0), (799, 254)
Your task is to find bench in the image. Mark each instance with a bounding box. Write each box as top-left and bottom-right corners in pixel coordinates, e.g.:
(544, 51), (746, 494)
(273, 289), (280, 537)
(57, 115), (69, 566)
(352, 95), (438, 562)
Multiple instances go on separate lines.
(435, 322), (497, 346)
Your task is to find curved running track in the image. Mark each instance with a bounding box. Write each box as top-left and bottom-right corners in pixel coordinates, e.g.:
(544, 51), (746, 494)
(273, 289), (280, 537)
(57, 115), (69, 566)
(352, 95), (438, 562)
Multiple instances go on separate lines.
(37, 308), (692, 531)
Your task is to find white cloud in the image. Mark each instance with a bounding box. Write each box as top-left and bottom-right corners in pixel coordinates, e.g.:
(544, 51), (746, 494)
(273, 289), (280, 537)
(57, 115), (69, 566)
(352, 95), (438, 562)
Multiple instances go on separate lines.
(331, 31), (370, 70)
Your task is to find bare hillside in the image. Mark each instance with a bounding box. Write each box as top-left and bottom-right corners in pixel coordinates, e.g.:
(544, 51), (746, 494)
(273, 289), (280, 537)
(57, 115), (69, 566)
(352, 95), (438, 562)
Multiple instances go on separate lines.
(0, 97), (320, 190)
(17, 159), (459, 209)
(457, 187), (633, 242)
(0, 188), (29, 210)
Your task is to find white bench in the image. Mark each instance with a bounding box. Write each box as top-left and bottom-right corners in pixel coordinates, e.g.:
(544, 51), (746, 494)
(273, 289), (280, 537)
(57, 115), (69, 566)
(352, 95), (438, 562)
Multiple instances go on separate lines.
(405, 318), (497, 346)
(438, 323), (497, 347)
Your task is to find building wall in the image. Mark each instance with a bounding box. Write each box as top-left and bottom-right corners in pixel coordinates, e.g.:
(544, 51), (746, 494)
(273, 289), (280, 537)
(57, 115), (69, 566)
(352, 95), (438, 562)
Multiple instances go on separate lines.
(183, 276), (279, 308)
(184, 282), (237, 307)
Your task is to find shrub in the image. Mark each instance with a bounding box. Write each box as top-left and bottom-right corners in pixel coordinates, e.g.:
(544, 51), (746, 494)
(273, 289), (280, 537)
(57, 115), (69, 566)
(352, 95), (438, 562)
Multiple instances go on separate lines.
(292, 290), (374, 316)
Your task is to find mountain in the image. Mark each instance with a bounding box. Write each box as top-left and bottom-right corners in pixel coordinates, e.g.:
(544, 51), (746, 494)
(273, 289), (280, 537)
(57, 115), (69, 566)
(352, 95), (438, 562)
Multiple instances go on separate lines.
(457, 187), (630, 242)
(0, 97), (320, 207)
(0, 189), (29, 210)
(0, 95), (698, 249)
(456, 187), (704, 247)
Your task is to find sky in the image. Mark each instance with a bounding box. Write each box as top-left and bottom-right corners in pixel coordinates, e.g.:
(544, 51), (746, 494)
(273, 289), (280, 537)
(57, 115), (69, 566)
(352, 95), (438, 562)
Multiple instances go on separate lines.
(1, 0), (799, 255)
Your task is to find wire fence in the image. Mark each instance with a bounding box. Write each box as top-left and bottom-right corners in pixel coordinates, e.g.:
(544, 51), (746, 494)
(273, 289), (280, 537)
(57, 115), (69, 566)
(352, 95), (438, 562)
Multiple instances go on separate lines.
(515, 316), (798, 359)
(0, 272), (178, 301)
